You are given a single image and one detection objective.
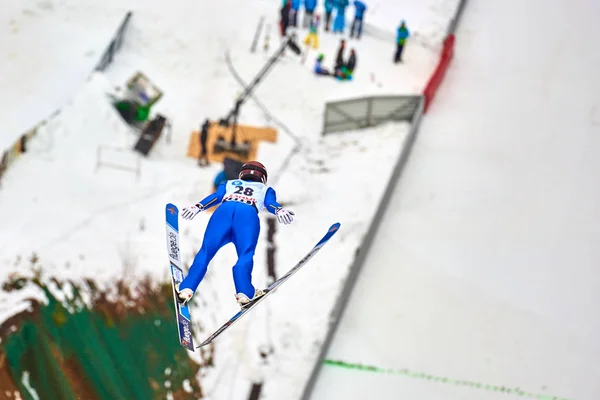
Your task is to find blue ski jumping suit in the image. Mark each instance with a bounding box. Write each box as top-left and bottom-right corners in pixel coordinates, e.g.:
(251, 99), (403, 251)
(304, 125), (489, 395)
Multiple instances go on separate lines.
(179, 179), (283, 298)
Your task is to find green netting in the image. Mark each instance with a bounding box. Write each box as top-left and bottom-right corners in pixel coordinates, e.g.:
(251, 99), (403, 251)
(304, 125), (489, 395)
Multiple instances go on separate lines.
(3, 282), (202, 399)
(4, 321), (76, 400)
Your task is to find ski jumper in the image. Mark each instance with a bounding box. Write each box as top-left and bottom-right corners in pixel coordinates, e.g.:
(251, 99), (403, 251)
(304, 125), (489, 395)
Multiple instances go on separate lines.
(179, 180), (283, 298)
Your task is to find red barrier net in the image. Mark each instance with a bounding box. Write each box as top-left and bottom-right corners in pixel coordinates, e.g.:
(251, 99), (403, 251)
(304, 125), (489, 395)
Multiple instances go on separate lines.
(423, 34), (455, 113)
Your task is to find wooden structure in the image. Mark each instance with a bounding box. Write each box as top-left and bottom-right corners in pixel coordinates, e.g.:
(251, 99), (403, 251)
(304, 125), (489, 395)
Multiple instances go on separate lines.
(187, 122), (277, 164)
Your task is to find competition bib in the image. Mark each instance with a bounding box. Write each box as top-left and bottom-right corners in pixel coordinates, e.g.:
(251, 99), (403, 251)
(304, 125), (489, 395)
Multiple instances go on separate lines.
(222, 180), (269, 212)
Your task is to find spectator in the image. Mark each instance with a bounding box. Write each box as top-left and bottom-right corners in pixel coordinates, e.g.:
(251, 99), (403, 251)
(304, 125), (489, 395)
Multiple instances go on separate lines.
(303, 14), (321, 49)
(304, 0), (318, 28)
(334, 65), (353, 81)
(280, 0), (291, 36)
(314, 54), (331, 76)
(199, 119), (210, 166)
(323, 0), (334, 32)
(395, 20), (410, 63)
(334, 39), (346, 70)
(346, 48), (356, 73)
(332, 0), (349, 33)
(20, 135), (27, 153)
(350, 0), (366, 39)
(290, 0), (301, 27)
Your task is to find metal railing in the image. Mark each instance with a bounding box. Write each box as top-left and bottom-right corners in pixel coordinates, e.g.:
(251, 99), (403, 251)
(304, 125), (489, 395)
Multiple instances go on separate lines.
(323, 95), (421, 135)
(95, 11), (133, 72)
(447, 0), (470, 37)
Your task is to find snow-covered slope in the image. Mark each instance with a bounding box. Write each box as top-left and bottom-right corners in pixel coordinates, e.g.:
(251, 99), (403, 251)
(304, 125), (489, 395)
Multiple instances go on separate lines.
(0, 70), (411, 398)
(100, 0), (442, 145)
(199, 122), (411, 399)
(0, 0), (454, 397)
(366, 0), (459, 48)
(1, 0), (127, 150)
(310, 0), (600, 399)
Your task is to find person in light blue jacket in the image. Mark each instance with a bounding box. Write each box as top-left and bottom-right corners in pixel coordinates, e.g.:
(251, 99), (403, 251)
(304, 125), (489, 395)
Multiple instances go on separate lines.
(324, 0), (334, 31)
(290, 0), (301, 27)
(332, 0), (349, 33)
(350, 0), (366, 39)
(394, 20), (410, 63)
(303, 0), (318, 28)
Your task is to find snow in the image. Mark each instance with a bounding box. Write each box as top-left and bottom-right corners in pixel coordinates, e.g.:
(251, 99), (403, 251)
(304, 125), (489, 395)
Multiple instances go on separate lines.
(199, 122), (411, 399)
(310, 0), (600, 399)
(21, 371), (39, 400)
(1, 0), (127, 150)
(0, 0), (449, 397)
(365, 0), (459, 48)
(0, 284), (43, 325)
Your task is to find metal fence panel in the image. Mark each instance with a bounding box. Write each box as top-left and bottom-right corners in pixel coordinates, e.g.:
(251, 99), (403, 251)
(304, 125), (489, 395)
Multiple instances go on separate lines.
(323, 96), (421, 135)
(370, 96), (419, 122)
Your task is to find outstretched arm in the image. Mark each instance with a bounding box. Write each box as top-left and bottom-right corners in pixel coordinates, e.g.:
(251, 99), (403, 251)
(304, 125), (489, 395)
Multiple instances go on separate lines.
(265, 187), (295, 225)
(264, 187), (283, 215)
(198, 182), (227, 209)
(181, 183), (227, 220)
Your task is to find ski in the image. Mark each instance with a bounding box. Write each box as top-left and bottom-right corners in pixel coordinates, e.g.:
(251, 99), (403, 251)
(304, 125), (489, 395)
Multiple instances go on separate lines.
(165, 203), (195, 351)
(196, 222), (341, 348)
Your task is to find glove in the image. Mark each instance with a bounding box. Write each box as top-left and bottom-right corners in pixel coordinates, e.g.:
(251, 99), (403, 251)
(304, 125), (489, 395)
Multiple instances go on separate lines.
(275, 207), (295, 225)
(181, 203), (204, 220)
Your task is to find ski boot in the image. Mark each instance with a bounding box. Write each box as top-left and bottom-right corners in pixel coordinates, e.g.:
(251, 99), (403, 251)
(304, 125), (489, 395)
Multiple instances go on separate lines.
(236, 289), (266, 309)
(176, 287), (193, 306)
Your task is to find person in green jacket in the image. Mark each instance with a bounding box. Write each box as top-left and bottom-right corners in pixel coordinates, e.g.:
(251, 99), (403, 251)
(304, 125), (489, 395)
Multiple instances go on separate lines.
(394, 20), (410, 63)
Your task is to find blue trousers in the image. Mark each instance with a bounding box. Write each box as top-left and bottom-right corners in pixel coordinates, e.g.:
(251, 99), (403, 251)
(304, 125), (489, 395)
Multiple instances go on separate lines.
(333, 9), (346, 32)
(179, 201), (260, 298)
(350, 17), (363, 38)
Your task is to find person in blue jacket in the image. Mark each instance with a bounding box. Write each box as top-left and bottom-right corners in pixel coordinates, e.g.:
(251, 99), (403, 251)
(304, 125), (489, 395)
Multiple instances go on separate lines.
(395, 20), (410, 63)
(290, 0), (301, 27)
(350, 0), (366, 39)
(332, 0), (349, 33)
(213, 169), (227, 191)
(303, 0), (318, 28)
(177, 161), (295, 308)
(323, 0), (334, 31)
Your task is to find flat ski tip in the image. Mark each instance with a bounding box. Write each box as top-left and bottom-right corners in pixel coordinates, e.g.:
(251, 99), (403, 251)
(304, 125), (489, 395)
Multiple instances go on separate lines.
(316, 222), (341, 247)
(166, 203), (179, 214)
